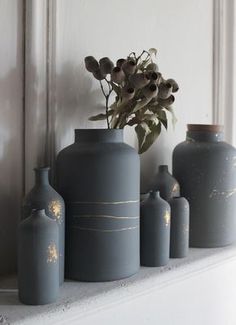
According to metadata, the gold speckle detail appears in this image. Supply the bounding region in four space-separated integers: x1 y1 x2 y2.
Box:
47 243 58 263
164 210 170 227
172 183 179 194
49 200 62 222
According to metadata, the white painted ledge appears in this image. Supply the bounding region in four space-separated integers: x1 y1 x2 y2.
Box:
1 244 236 324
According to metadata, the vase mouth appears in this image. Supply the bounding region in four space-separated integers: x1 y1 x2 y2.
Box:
187 124 223 133
74 128 123 143
34 166 50 172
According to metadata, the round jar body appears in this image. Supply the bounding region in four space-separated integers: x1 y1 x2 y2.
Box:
56 129 140 281
173 124 236 247
140 191 171 267
22 168 65 285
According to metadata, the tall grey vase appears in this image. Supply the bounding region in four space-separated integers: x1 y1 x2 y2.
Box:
140 191 171 267
18 209 59 305
168 197 189 258
22 167 65 284
56 129 140 281
173 124 236 247
152 165 180 201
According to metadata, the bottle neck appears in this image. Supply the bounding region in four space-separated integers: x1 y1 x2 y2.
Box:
159 165 169 173
74 129 124 143
34 168 50 186
149 191 160 199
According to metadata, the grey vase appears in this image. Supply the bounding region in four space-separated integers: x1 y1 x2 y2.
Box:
140 191 171 267
173 124 236 247
169 197 189 258
56 129 140 281
152 165 180 201
22 167 65 284
18 209 59 305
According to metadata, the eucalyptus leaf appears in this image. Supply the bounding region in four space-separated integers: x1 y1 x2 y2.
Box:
135 122 150 151
89 110 113 121
148 48 157 57
139 122 161 154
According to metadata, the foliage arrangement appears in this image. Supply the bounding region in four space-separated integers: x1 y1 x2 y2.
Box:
84 49 178 154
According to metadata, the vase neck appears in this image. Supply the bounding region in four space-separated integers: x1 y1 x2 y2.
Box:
34 167 50 186
186 124 223 142
158 165 169 173
74 129 124 143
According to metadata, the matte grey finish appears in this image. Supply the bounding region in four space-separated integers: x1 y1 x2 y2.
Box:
173 124 236 247
169 197 189 258
56 129 140 281
22 168 65 284
152 165 180 201
140 191 171 267
18 209 59 305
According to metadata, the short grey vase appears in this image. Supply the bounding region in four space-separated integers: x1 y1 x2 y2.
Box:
140 191 171 267
18 209 59 305
22 167 65 284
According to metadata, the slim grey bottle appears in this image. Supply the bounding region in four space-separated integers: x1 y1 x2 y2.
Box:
169 197 189 258
18 209 59 305
140 191 171 267
152 165 180 201
22 167 65 284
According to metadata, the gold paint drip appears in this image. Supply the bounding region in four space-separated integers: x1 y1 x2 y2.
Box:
164 210 171 226
47 243 58 263
73 214 139 220
71 225 139 232
49 200 62 221
70 199 139 205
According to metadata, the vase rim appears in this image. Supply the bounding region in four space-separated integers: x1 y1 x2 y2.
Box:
34 166 50 171
74 128 123 143
187 124 223 133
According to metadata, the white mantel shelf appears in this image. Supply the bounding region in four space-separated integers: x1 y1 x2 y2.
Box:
1 245 236 325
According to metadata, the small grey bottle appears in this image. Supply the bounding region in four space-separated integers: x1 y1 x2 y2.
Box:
18 209 59 305
152 165 180 201
169 197 189 258
140 191 171 266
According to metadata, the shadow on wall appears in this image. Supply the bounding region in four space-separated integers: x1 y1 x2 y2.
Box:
0 66 23 275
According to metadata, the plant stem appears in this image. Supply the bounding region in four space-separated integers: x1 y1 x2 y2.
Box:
99 80 111 129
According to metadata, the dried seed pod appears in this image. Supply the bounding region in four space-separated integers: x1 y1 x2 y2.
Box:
122 59 137 75
129 73 150 89
158 82 172 99
146 63 159 72
143 83 158 100
116 58 126 68
121 86 135 101
93 69 106 80
166 79 179 92
111 67 125 84
158 95 175 106
147 71 159 82
84 56 99 73
99 57 114 74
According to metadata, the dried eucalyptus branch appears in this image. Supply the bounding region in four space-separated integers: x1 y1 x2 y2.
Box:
84 49 179 153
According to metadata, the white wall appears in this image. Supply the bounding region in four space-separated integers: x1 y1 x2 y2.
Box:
0 0 24 275
0 0 214 274
53 0 213 192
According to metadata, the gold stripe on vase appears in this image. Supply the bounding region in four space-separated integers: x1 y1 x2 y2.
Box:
73 214 139 220
71 225 139 233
